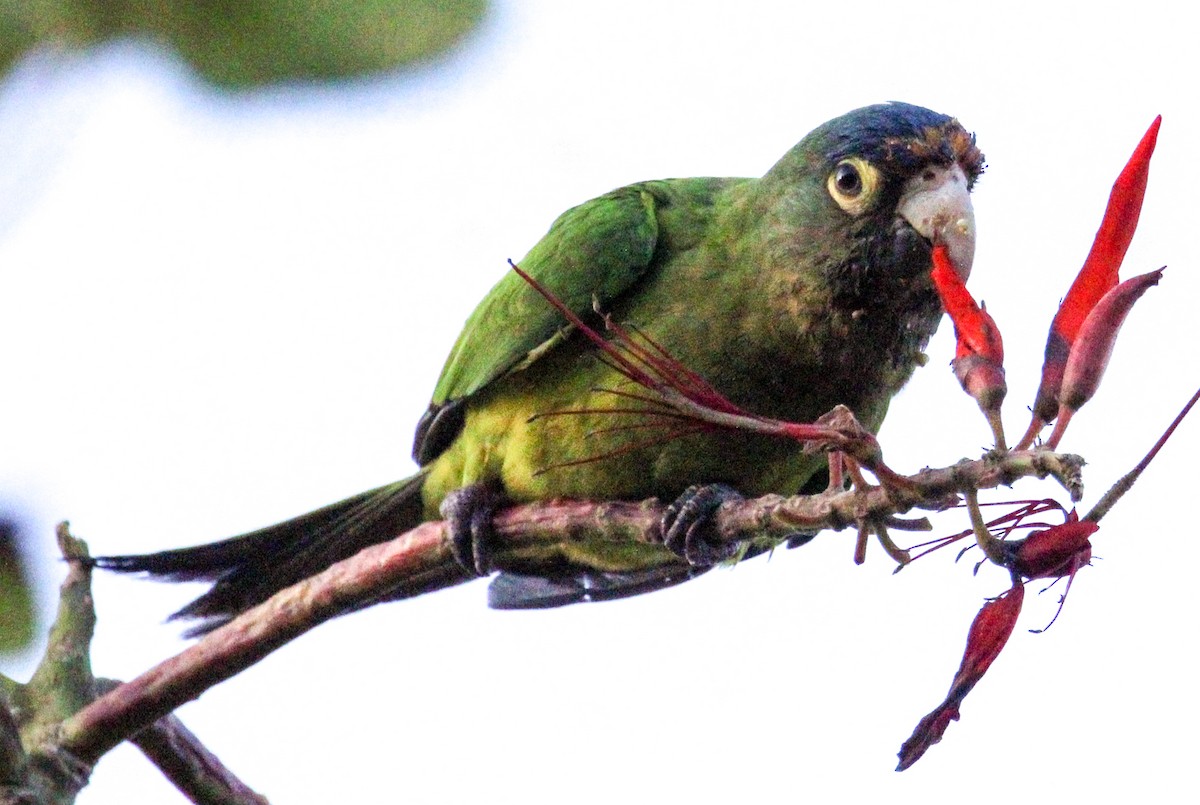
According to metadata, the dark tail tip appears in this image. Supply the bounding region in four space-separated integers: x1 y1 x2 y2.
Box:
93 475 427 631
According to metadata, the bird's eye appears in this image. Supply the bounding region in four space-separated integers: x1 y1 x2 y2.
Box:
834 163 862 196
826 157 881 216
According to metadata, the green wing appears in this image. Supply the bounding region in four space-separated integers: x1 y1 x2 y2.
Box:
433 185 661 404
413 184 663 464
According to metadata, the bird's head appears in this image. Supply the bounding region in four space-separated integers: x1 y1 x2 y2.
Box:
766 102 985 285
757 103 987 390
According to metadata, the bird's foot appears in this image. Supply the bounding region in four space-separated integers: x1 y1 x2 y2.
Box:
659 483 744 565
440 482 504 576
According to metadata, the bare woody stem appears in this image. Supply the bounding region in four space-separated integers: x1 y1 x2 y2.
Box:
59 522 462 764
1085 385 1200 523
59 448 1084 766
93 679 269 805
963 488 1008 567
1 528 268 805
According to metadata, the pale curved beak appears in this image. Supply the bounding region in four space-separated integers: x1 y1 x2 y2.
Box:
897 163 975 281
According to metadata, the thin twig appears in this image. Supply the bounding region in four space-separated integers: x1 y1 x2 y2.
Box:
1085 385 1200 522
92 679 269 805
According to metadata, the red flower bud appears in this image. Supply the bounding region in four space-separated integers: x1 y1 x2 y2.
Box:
897 581 1025 771
930 244 1007 448
1021 117 1160 447
1043 269 1163 449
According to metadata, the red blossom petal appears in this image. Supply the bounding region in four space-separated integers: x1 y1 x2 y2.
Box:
930 244 1007 446
1045 268 1163 449
1058 268 1164 412
1010 516 1098 580
932 245 1004 364
897 581 1025 771
1028 116 1161 428
1055 116 1161 345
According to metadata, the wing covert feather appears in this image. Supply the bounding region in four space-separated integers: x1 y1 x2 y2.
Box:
430 185 660 404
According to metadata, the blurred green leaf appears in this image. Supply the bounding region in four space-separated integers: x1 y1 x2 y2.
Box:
0 519 35 655
1 0 486 86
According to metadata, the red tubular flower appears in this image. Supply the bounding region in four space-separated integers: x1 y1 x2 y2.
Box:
897 385 1200 770
1043 268 1164 449
930 244 1007 449
1006 512 1098 633
1020 117 1161 449
1009 518 1097 580
896 581 1025 771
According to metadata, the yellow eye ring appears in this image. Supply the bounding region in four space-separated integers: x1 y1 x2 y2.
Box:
827 157 881 216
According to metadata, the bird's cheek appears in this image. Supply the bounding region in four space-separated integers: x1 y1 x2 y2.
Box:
889 221 935 280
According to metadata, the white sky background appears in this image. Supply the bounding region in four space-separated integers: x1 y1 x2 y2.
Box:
1 2 1197 802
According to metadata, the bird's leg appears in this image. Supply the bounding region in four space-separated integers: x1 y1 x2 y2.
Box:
440 482 505 576
658 483 745 565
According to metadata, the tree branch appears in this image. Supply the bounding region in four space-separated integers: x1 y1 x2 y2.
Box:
1 528 269 805
60 521 463 764
60 448 1084 765
9 525 97 805
91 680 268 805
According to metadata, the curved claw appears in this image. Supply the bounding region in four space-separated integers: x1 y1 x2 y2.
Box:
659 483 745 565
440 483 503 576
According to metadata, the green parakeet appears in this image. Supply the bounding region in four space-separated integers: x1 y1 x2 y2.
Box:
98 102 984 631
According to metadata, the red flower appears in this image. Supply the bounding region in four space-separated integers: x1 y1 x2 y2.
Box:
1019 117 1161 449
1007 514 1098 580
930 244 1007 448
1044 269 1164 449
897 581 1025 771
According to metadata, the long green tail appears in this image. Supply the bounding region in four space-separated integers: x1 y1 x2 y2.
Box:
94 473 428 634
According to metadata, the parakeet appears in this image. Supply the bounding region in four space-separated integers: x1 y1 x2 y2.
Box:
97 102 984 631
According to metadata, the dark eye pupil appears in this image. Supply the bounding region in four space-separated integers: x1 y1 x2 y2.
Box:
835 163 862 196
